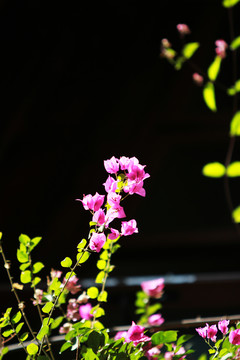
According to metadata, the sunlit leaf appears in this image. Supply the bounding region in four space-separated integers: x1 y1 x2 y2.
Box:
20 270 31 284
208 56 222 81
42 301 54 314
98 291 108 302
17 249 28 263
182 42 200 59
87 287 99 299
31 276 41 287
232 206 240 223
230 36 240 50
11 311 22 324
27 343 38 355
51 316 63 329
36 325 49 340
203 82 217 111
15 322 24 334
2 329 14 337
59 341 72 354
33 262 44 274
77 251 90 264
97 260 106 270
230 111 240 136
152 330 178 345
202 162 225 178
19 262 30 271
77 239 87 250
65 271 76 279
19 234 31 246
222 0 240 7
226 162 240 177
19 332 29 341
61 257 72 268
95 271 105 284
29 236 42 250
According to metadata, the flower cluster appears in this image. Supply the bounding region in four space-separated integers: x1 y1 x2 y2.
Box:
76 156 150 254
196 320 229 343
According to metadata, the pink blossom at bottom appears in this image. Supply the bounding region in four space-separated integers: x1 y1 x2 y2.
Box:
64 275 81 294
145 346 161 360
125 321 151 346
89 232 106 252
114 331 128 341
66 299 80 321
229 329 240 345
148 314 164 326
79 303 93 320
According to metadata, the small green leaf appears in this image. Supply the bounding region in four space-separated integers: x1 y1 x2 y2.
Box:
182 42 199 59
203 82 217 111
19 234 31 246
226 162 240 176
1 347 9 356
230 36 240 50
17 249 28 263
97 291 108 302
2 329 14 337
87 287 99 299
202 162 225 178
19 332 29 341
77 239 87 250
92 307 105 318
27 343 38 355
15 322 24 333
32 262 44 274
230 111 240 136
97 260 106 270
61 257 72 268
152 330 178 345
51 316 64 330
42 301 54 314
177 334 193 346
31 276 41 287
65 271 76 279
95 271 105 284
36 325 49 340
11 311 22 324
77 251 90 264
89 221 97 227
100 250 108 261
49 277 61 292
59 341 72 354
29 236 42 250
19 262 30 271
20 270 31 284
222 0 240 7
208 56 222 81
232 206 240 223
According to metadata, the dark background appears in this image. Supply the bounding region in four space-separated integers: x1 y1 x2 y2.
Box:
0 0 240 284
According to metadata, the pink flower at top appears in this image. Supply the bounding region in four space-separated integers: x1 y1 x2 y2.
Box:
207 324 218 342
107 192 121 208
89 232 106 252
114 331 128 341
125 321 151 346
118 156 131 170
177 24 191 35
104 156 119 174
141 278 165 298
66 298 80 321
92 208 106 226
229 329 240 345
64 275 81 294
108 228 120 240
192 73 204 86
79 303 93 320
196 325 208 339
218 320 229 335
77 193 105 212
127 164 150 183
121 219 138 236
148 314 165 326
215 39 228 59
103 176 117 193
50 269 62 280
77 194 93 210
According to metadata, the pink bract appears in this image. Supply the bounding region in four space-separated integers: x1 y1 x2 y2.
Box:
125 321 151 346
92 208 106 226
176 23 191 35
141 278 164 298
218 320 229 335
148 313 164 326
64 275 81 295
207 324 218 342
108 228 120 240
79 303 93 320
229 329 240 345
89 232 106 253
121 219 138 236
104 156 119 174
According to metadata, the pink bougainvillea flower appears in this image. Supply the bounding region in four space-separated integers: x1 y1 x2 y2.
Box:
103 176 117 193
64 275 81 294
127 164 150 183
161 38 172 49
124 180 146 197
107 192 121 208
114 331 128 341
50 269 62 280
77 193 105 212
215 39 228 59
196 325 208 339
121 219 138 236
176 23 191 35
76 194 93 210
118 156 131 170
145 346 161 360
229 329 240 345
105 205 126 226
125 321 151 346
59 322 73 334
148 314 165 326
192 72 204 86
79 303 93 320
218 320 229 335
108 228 120 240
89 232 106 252
92 208 106 226
66 298 80 321
141 278 165 298
104 156 119 174
206 324 218 342
33 289 43 305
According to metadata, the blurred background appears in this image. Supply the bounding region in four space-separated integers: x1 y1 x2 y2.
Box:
1 0 240 329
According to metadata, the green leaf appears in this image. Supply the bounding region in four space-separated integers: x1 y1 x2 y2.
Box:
232 206 240 223
77 251 90 264
230 36 240 50
87 287 99 299
42 301 54 314
202 162 225 178
36 325 49 340
1 347 9 356
31 276 41 287
230 111 240 136
61 257 72 268
77 239 87 250
19 262 30 271
203 82 217 111
19 234 31 245
51 316 64 330
65 271 76 279
84 347 99 360
97 260 106 270
91 306 105 318
27 343 38 355
177 334 193 346
146 303 162 316
208 56 222 81
222 0 240 7
2 329 14 337
17 249 28 263
95 271 105 284
19 332 29 341
15 322 24 333
49 277 61 293
87 331 102 353
100 250 108 260
226 162 240 176
11 311 22 324
98 291 108 302
32 262 44 274
20 270 31 284
151 330 178 345
197 354 208 360
182 42 199 59
59 341 72 354
29 236 42 250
